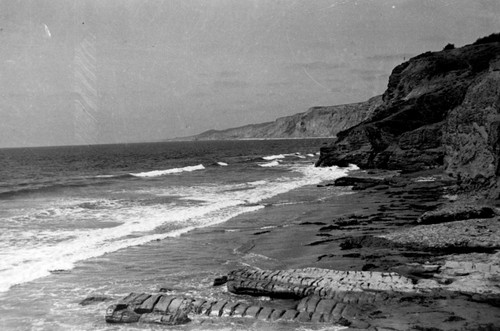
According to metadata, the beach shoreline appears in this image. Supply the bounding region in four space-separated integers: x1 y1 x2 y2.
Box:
0 162 498 330
100 168 500 330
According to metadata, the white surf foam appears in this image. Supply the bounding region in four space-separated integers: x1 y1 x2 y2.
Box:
348 164 360 170
415 176 436 182
259 160 280 167
262 154 285 160
0 200 263 292
247 180 268 186
0 163 352 293
260 225 278 229
130 164 205 177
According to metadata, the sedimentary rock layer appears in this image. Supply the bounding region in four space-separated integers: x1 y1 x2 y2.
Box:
316 38 500 198
173 96 382 140
227 267 418 296
105 264 500 328
104 292 367 326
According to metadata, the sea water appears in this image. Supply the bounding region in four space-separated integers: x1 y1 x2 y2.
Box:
0 139 352 330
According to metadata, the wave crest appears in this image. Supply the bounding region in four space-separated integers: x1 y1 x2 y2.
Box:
258 160 280 167
262 154 285 160
130 164 205 177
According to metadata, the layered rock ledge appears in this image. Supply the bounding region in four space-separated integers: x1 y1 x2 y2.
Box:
105 262 500 329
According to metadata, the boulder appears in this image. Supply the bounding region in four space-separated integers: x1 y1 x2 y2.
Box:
213 276 228 286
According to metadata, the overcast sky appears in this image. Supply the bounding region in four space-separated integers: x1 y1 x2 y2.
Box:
1 0 499 147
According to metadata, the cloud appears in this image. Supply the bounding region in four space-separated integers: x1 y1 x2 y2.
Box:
212 80 250 89
286 61 345 71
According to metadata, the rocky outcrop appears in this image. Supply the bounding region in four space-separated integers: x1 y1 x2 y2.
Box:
316 38 500 198
103 267 419 328
105 292 370 327
105 293 192 325
227 267 418 297
417 204 498 224
174 96 382 140
105 263 500 328
381 217 500 251
443 55 500 199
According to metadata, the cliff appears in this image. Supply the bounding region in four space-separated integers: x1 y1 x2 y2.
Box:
316 36 500 200
176 96 382 140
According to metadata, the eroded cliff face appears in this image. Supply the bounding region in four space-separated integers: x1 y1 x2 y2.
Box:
178 96 382 140
316 41 500 198
443 57 500 198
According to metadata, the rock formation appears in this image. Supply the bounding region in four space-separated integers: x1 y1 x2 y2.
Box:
105 291 371 327
443 53 500 199
174 96 382 140
316 36 500 199
105 263 500 328
103 268 413 328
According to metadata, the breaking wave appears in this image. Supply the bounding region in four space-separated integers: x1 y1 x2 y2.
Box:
258 160 281 167
0 162 354 292
130 164 205 177
262 154 286 160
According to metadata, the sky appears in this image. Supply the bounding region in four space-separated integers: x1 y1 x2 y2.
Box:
1 0 499 148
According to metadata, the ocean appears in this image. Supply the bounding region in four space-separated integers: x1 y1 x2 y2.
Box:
0 139 355 330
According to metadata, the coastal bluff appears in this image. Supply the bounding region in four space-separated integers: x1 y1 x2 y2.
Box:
316 36 500 199
173 95 382 140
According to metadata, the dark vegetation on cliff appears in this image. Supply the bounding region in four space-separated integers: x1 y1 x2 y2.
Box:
316 34 500 200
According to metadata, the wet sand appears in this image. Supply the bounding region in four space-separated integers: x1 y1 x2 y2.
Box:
171 169 500 330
